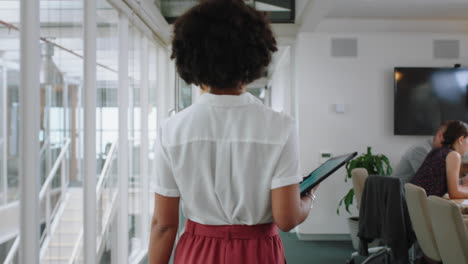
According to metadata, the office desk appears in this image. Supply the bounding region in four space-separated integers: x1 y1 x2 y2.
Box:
451 199 468 214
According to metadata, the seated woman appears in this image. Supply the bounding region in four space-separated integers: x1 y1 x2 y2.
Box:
410 120 468 198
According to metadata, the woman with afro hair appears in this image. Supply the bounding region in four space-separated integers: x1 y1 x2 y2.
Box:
148 0 318 263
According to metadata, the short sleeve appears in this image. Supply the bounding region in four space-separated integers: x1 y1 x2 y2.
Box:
150 127 180 197
407 145 429 173
271 122 303 189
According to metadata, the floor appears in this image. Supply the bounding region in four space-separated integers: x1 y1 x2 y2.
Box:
279 231 366 264
141 231 367 264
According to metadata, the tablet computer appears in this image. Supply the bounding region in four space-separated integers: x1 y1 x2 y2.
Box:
300 152 357 196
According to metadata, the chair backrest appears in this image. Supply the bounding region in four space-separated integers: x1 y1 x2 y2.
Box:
427 196 468 264
404 183 441 261
351 168 368 209
358 175 415 262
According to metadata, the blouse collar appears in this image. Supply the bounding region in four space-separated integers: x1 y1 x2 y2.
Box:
196 92 258 107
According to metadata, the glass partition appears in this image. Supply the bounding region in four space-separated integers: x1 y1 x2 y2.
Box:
0 60 4 206
0 0 168 262
128 24 142 256
39 0 84 262
148 42 158 145
0 0 20 206
176 77 193 112
96 0 120 262
96 0 119 174
0 1 20 262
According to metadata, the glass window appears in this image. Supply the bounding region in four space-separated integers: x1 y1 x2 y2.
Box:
0 4 20 261
177 77 193 112
39 0 84 262
128 24 142 256
0 0 20 205
96 0 119 173
95 1 120 262
0 61 4 205
1 0 167 262
148 42 159 145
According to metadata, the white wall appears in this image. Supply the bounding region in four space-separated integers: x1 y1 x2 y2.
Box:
295 28 468 234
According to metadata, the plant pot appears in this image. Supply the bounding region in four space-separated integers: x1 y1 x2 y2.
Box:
347 217 360 250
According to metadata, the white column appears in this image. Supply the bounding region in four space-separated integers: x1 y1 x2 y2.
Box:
139 36 150 246
117 13 129 264
111 214 119 263
84 0 97 262
62 82 69 184
291 43 299 125
156 47 167 125
20 0 40 262
174 69 179 113
63 82 68 143
1 63 7 205
169 59 176 114
45 85 52 178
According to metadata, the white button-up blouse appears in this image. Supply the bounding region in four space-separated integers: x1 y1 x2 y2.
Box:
151 92 302 225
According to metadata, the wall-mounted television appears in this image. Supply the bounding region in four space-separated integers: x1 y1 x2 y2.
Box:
394 67 468 135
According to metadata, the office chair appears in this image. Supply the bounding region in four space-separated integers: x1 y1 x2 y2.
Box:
352 168 368 210
347 170 389 264
351 176 415 264
404 183 442 263
427 196 468 264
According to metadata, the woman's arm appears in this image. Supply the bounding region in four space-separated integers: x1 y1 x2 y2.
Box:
271 183 315 232
446 152 468 199
148 194 180 264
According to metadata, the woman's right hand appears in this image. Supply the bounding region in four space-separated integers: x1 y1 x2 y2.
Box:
301 185 318 209
272 183 320 232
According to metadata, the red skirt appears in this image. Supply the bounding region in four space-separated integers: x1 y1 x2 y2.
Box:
174 220 286 264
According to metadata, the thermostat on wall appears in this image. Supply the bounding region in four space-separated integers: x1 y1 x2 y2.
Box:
335 104 345 113
319 152 333 165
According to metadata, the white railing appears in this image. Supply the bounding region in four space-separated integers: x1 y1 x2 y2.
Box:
0 138 6 205
39 137 50 158
39 139 71 244
0 138 50 207
96 140 118 244
69 229 83 264
70 140 119 264
4 139 71 264
3 236 19 264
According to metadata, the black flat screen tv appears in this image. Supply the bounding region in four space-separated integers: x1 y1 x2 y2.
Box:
394 67 468 135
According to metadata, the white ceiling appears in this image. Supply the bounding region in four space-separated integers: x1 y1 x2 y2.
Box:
327 0 468 20
295 0 309 23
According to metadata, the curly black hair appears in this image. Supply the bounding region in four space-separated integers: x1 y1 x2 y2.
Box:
171 0 278 90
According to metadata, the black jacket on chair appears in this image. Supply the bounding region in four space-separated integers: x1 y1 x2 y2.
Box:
358 175 416 264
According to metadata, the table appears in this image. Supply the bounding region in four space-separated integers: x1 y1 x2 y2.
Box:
450 199 468 214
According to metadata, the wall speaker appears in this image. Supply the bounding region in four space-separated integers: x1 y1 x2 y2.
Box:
433 40 459 59
331 38 358 58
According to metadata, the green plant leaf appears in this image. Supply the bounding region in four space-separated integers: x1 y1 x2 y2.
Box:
337 188 354 215
337 198 344 214
344 188 354 214
380 155 393 175
338 147 393 214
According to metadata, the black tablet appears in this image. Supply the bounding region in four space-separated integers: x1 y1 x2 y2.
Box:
300 152 357 196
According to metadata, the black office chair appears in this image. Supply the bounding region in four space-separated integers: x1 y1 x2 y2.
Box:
348 175 415 264
362 248 392 264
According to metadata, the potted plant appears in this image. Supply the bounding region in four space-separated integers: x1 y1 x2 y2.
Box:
337 146 392 250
